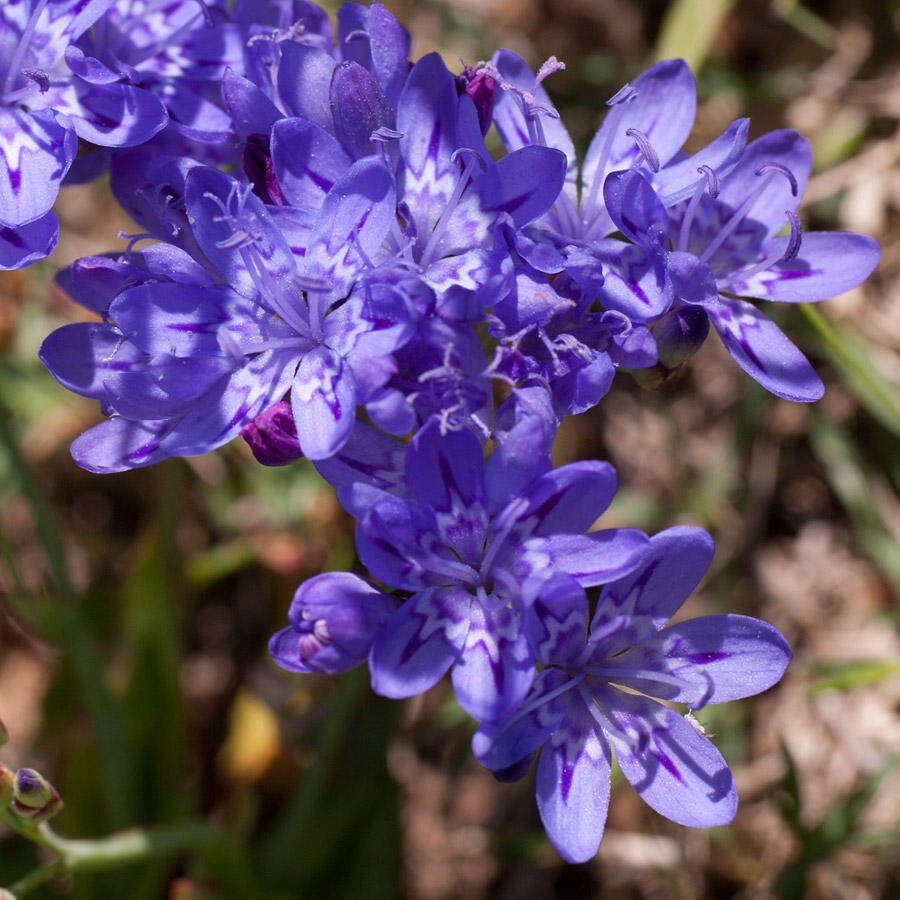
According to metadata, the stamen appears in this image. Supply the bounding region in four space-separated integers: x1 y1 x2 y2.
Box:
3 0 50 94
586 663 696 694
698 164 719 199
699 165 786 264
418 155 478 267
344 28 371 43
371 125 404 142
582 84 639 222
535 56 566 85
754 161 799 196
22 68 49 93
625 128 659 173
724 210 804 285
780 210 803 261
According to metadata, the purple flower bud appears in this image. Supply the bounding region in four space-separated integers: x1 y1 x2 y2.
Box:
651 304 710 371
240 401 303 466
12 768 62 822
242 134 287 207
458 67 496 135
269 572 395 674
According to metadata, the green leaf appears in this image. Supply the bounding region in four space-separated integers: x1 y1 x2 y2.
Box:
653 0 737 72
800 304 900 438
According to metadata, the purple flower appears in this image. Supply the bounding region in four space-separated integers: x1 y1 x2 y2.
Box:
358 417 649 722
40 156 415 471
223 1 411 177
489 53 747 246
269 571 396 675
74 0 247 149
0 0 168 267
473 526 791 862
603 138 881 400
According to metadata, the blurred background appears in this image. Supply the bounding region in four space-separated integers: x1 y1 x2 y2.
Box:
1 0 899 896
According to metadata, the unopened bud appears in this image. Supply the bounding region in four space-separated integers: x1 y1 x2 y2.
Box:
458 67 496 135
12 768 62 822
651 303 710 371
242 134 287 207
270 572 395 674
240 401 303 466
0 717 7 748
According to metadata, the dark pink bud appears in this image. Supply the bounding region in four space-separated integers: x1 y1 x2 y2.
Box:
240 401 303 466
458 67 496 135
242 134 287 207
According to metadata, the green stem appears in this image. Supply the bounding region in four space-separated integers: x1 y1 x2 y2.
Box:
6 821 229 895
8 859 63 895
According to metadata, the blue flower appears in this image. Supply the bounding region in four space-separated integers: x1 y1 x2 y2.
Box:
473 527 791 862
0 0 167 268
40 156 415 470
603 141 881 400
356 417 648 721
74 0 246 150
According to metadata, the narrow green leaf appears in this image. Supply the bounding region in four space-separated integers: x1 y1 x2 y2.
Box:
654 0 736 71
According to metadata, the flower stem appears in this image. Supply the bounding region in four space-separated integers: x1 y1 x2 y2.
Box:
5 821 229 895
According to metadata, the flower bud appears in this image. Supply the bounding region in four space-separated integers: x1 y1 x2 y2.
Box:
651 304 710 370
457 67 496 135
12 768 62 822
0 716 7 748
269 572 395 674
242 134 286 207
240 401 303 466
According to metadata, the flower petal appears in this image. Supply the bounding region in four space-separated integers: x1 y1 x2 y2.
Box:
276 42 337 129
489 50 577 189
714 129 812 240
727 232 881 303
513 460 619 538
583 58 696 202
612 614 792 707
368 1 411 107
653 118 750 206
475 145 567 228
271 116 353 210
291 346 357 460
0 212 57 269
472 668 570 771
451 598 534 721
593 525 714 633
522 572 589 667
368 586 471 699
705 294 823 402
594 685 737 828
49 81 168 148
520 529 650 588
0 108 76 226
536 711 612 863
330 60 394 160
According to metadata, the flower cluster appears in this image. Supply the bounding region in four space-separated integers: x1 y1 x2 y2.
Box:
30 0 880 863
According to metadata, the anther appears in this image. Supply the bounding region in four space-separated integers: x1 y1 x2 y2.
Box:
697 164 719 198
625 128 659 173
754 161 799 196
780 211 802 262
22 68 49 93
606 83 638 106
